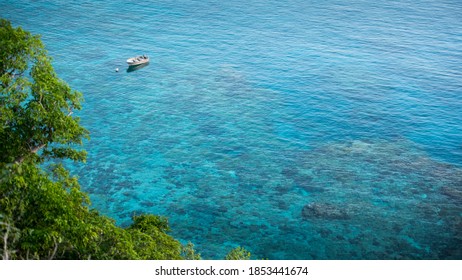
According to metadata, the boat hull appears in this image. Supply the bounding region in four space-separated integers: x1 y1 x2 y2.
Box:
127 62 149 72
126 55 149 66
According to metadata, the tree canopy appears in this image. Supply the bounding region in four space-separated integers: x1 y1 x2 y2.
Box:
0 19 88 165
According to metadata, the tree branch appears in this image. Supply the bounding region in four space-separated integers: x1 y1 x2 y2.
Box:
48 238 59 260
1 221 11 260
14 143 46 164
13 111 73 164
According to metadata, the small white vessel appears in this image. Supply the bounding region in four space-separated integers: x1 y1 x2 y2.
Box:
126 54 149 66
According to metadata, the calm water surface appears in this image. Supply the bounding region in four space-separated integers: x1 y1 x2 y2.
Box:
2 0 462 259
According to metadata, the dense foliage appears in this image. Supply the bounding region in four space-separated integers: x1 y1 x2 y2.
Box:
225 246 252 260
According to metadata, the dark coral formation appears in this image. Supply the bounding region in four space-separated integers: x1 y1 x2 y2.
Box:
301 203 350 220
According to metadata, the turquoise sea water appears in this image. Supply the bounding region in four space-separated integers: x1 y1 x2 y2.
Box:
2 0 462 259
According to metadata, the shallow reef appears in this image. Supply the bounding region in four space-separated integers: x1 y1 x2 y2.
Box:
76 137 462 259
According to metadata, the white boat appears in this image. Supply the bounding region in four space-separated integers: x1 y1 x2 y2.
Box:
126 55 149 66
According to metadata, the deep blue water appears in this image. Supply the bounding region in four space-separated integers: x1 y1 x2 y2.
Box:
2 0 462 259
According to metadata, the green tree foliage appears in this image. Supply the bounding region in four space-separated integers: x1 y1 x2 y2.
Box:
0 19 88 165
181 241 202 260
0 19 184 260
225 246 252 260
127 214 182 260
